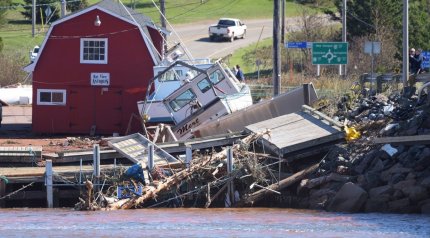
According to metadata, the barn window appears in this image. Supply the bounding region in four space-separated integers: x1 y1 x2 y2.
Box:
80 38 108 64
37 89 66 105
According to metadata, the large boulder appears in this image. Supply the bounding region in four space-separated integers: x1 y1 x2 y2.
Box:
388 198 414 213
380 163 412 183
420 199 430 214
368 184 393 200
401 185 428 202
365 198 389 213
327 182 368 213
421 177 430 189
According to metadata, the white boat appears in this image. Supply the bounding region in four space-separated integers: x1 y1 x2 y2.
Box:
0 85 33 105
138 60 252 141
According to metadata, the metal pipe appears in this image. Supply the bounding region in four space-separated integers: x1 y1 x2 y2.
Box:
249 182 281 195
402 0 409 88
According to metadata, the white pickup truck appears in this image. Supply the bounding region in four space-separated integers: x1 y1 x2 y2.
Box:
208 18 247 42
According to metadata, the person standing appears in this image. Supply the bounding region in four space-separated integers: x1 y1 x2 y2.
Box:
409 48 418 74
410 48 424 74
235 65 245 82
415 48 424 74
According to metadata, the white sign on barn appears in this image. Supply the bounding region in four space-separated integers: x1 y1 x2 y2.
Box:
91 73 110 86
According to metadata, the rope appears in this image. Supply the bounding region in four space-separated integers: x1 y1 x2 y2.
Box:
0 182 35 200
0 175 8 184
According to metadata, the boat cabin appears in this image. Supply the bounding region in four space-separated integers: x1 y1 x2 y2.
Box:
138 61 252 140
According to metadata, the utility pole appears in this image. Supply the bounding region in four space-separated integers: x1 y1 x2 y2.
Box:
402 0 409 89
160 0 167 57
32 0 36 37
61 0 66 18
273 0 281 96
342 0 347 77
281 0 285 44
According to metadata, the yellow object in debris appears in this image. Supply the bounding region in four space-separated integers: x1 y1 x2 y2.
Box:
344 125 361 142
142 114 150 123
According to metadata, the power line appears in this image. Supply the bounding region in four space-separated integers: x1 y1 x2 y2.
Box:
0 0 82 10
346 10 376 30
168 0 211 20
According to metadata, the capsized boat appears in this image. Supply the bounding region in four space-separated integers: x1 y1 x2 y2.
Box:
137 60 252 141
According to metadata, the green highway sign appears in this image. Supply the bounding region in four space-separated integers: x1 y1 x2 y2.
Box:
312 42 348 65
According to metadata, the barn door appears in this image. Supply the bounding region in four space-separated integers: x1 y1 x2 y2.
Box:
68 87 94 133
69 87 123 134
94 87 123 134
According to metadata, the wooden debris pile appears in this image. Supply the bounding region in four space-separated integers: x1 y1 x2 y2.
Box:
73 130 320 210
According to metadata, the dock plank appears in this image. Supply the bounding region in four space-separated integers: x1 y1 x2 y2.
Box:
246 110 344 157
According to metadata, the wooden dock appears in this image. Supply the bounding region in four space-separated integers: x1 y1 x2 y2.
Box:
245 106 344 159
43 149 122 164
0 146 42 163
0 164 119 184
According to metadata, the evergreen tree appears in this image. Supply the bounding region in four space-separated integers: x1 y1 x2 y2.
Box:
409 1 430 50
67 0 89 13
21 0 59 24
335 0 430 53
0 0 12 27
334 0 401 39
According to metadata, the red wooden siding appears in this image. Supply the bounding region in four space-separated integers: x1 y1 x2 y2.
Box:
32 9 161 135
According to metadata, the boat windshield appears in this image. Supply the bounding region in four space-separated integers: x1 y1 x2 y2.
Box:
209 69 225 85
160 69 183 82
169 89 196 112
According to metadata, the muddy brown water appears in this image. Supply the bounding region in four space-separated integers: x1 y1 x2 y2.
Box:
0 208 429 237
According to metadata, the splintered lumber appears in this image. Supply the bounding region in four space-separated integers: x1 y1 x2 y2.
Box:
107 130 270 210
239 163 319 206
373 134 430 145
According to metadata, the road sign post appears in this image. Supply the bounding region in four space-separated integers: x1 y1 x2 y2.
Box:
312 42 348 65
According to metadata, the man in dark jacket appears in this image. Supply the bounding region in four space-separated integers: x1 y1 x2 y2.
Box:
235 65 245 82
410 48 424 74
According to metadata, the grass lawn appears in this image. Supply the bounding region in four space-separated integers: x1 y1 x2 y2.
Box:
1 0 325 56
228 37 272 74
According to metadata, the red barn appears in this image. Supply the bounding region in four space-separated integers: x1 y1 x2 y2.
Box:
24 0 165 135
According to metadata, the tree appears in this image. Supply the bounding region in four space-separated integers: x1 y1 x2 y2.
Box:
21 0 59 24
0 0 12 27
67 0 89 13
409 1 430 50
333 0 430 70
334 0 401 39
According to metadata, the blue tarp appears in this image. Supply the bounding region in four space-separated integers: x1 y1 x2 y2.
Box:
124 163 145 184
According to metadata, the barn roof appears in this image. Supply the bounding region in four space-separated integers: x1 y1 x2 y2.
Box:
24 0 165 72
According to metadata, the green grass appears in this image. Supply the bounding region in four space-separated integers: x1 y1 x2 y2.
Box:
229 37 272 74
1 0 324 55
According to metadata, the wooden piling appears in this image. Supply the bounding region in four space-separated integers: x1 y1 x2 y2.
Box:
46 159 53 208
148 144 154 170
0 179 6 207
227 147 235 206
185 145 192 169
93 145 100 192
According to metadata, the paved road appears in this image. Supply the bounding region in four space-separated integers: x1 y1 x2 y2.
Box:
169 19 278 59
169 16 333 60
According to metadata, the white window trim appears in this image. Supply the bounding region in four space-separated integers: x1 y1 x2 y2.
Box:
80 38 108 64
37 89 67 106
